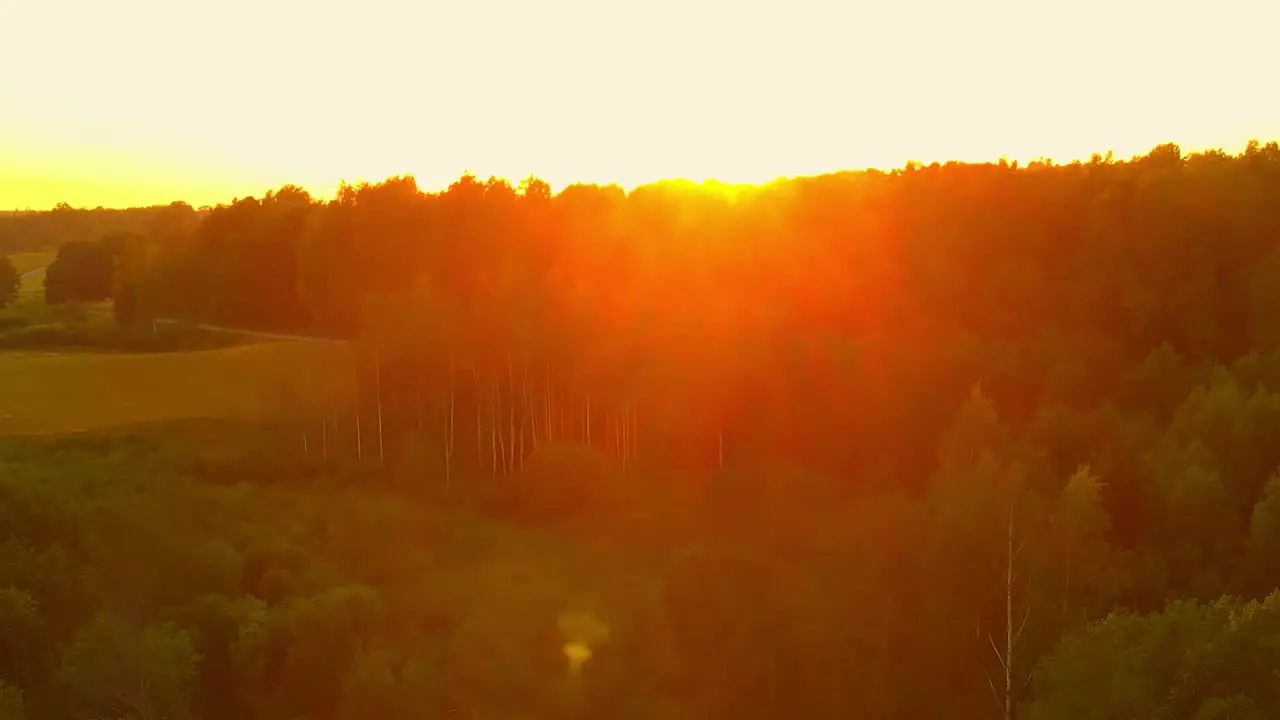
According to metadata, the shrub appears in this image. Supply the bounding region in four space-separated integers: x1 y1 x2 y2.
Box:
495 442 623 528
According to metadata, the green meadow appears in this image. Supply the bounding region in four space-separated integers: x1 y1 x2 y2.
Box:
0 342 355 435
8 250 55 276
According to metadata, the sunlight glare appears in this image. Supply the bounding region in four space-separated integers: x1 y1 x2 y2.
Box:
558 611 610 675
1 0 1278 207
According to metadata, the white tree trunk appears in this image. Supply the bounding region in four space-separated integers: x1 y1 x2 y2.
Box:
1003 506 1014 720
490 384 499 479
526 364 538 449
544 361 554 442
986 496 1030 720
718 430 724 471
473 365 483 464
507 353 516 476
375 350 385 467
354 366 363 461
620 407 628 468
613 413 622 466
519 364 528 472
355 412 363 461
446 353 455 490
493 383 507 479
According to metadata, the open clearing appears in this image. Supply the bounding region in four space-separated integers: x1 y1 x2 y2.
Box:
8 250 55 276
19 266 46 297
8 250 55 301
0 341 356 435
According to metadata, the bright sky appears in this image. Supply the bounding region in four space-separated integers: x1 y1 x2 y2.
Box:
2 0 1278 209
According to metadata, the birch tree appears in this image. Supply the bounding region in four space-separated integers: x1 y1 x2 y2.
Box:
54 613 200 720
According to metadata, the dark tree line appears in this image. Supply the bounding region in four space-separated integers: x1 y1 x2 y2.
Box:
0 202 200 255
115 142 1280 489
0 257 17 308
43 235 131 305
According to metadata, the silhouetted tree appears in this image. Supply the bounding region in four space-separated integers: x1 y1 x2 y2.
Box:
44 236 134 305
0 256 18 308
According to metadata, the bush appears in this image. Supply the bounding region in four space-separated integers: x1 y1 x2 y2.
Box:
0 315 28 332
0 317 237 352
0 322 78 348
47 301 89 323
494 443 623 528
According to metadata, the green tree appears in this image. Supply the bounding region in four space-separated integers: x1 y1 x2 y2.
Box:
1026 594 1280 720
54 613 201 720
0 681 24 720
1046 465 1114 625
1245 470 1280 594
0 587 42 689
0 256 17 307
337 647 398 720
44 236 130 305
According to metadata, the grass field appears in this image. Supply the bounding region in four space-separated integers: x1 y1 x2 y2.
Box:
8 250 55 276
19 266 46 297
0 341 357 435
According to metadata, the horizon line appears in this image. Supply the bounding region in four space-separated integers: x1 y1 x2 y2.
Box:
11 138 1279 213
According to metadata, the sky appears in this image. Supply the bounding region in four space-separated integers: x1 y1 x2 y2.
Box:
2 0 1278 209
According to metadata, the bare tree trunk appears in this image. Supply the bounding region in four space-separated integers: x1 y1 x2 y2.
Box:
497 394 508 479
375 349 385 467
1003 509 1014 720
519 363 528 471
354 368 363 461
518 416 526 473
546 361 555 442
620 406 629 469
557 387 565 441
356 411 363 461
490 383 499 480
526 364 538 449
473 365 483 464
613 413 622 466
986 497 1030 720
718 430 724 471
446 353 455 491
507 353 516 476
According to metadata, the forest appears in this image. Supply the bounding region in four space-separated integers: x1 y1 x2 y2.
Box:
6 139 1280 719
0 204 201 257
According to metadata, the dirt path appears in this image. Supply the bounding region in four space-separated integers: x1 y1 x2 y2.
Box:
151 318 351 346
